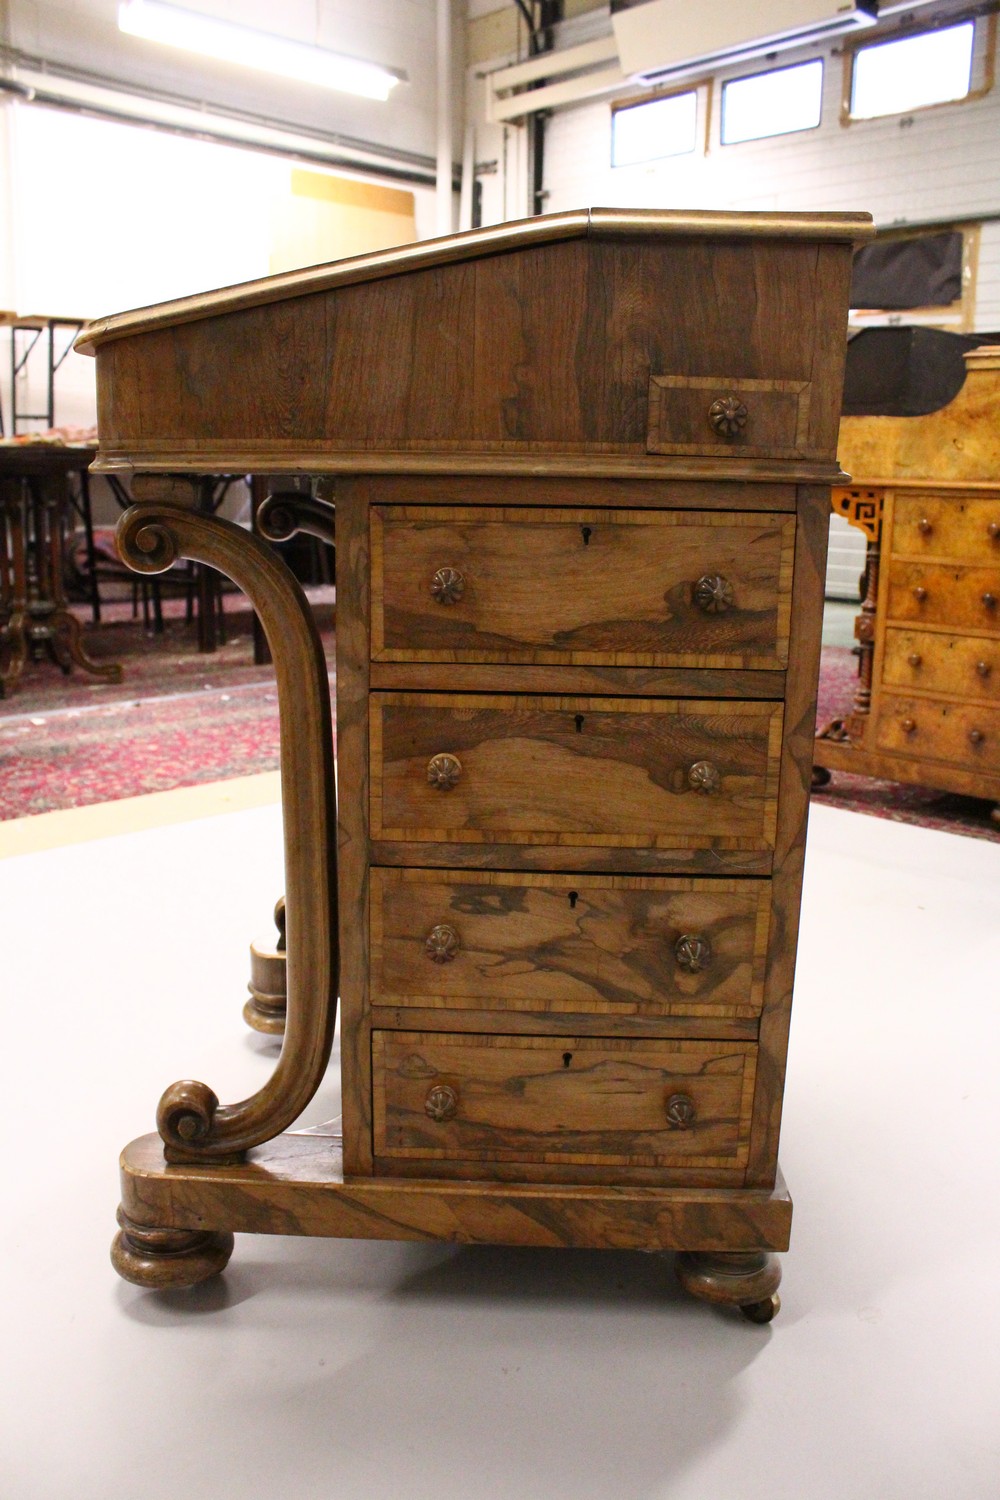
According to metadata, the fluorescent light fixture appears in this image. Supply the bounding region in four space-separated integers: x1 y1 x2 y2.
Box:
118 0 405 101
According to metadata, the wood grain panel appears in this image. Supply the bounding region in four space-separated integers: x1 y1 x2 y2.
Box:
370 869 771 1019
347 473 798 512
648 376 811 458
875 693 1000 771
372 1032 757 1171
892 493 1000 564
372 506 793 669
369 661 785 699
886 562 1000 633
883 628 1000 702
370 693 782 850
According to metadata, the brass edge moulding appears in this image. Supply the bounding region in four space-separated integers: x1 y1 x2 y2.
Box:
75 206 874 355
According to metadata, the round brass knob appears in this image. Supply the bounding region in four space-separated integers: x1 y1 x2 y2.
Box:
427 753 462 790
901 717 917 735
982 592 997 610
912 587 928 603
425 924 460 963
674 934 712 973
969 728 985 746
907 653 922 668
424 1084 458 1122
694 574 735 613
708 396 748 438
665 1093 696 1129
430 566 465 605
988 522 1000 540
688 761 721 794
917 517 933 534
976 660 991 678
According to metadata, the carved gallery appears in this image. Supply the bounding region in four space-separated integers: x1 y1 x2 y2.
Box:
2 3 998 1498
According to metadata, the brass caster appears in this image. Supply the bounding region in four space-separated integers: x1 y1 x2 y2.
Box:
741 1293 781 1324
111 1207 234 1289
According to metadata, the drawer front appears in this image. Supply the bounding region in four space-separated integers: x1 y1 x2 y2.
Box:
370 693 782 851
371 869 771 1019
373 1032 757 1168
647 375 812 458
372 506 793 670
883 628 1000 702
885 562 1000 632
876 694 1000 772
892 494 1000 564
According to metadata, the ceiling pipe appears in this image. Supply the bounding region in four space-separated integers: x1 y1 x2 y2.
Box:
436 0 453 235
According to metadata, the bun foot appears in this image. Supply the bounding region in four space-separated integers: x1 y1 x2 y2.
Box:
245 896 287 1034
111 1207 234 1289
675 1250 782 1321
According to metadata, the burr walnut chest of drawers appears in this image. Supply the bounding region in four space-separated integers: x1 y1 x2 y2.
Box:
78 207 872 1320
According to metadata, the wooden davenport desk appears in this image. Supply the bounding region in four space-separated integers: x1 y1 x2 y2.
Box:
78 208 871 1321
815 345 1000 816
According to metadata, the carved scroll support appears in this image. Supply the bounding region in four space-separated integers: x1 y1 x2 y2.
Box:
257 491 336 548
116 499 338 1162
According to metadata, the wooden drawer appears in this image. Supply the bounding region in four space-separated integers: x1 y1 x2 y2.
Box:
883 628 1000 702
876 694 1000 772
370 693 782 852
647 375 812 459
885 562 1000 633
372 1032 757 1170
372 506 794 670
371 869 771 1020
892 493 1000 564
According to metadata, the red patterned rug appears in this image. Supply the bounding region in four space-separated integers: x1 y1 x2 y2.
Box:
2 612 997 841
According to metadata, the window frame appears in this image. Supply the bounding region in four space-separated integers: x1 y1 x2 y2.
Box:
719 55 825 147
840 12 996 127
609 76 713 169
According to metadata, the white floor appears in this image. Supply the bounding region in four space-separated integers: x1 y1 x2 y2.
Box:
2 792 999 1500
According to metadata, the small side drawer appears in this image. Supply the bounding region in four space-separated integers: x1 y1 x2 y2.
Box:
876 694 1000 772
371 869 771 1019
370 693 783 852
372 506 794 670
885 562 1000 632
647 375 812 458
883 629 1000 702
892 494 1000 564
372 1032 757 1170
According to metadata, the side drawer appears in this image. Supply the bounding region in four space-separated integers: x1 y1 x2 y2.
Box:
885 562 1000 633
372 506 794 670
372 1031 757 1170
647 375 813 458
370 693 783 852
892 494 1000 564
883 628 1000 702
875 694 1000 772
371 869 771 1019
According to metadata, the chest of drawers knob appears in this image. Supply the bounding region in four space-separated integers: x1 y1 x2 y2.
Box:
707 396 748 438
693 574 735 613
907 652 922 668
425 924 461 963
977 660 992 678
969 728 985 746
674 934 713 973
912 586 928 604
427 753 462 790
424 1084 459 1122
982 592 997 610
901 716 917 735
665 1093 697 1129
687 760 721 794
917 517 933 535
430 567 465 605
988 522 1000 540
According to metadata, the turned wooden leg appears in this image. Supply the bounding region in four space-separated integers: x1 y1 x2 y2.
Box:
111 1206 234 1289
244 896 287 1034
675 1250 782 1323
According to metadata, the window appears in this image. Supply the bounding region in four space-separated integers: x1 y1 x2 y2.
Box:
849 21 975 120
611 89 698 168
720 59 823 145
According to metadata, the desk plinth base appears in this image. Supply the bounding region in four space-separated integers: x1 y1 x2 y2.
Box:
115 1133 791 1319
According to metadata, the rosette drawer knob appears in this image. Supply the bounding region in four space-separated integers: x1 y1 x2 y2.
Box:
708 396 749 438
687 760 721 794
674 934 713 973
427 753 462 790
430 567 465 605
424 1084 458 1122
694 574 735 613
425 924 460 963
665 1093 696 1129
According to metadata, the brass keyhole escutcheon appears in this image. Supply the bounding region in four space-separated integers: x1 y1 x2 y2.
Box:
427 753 462 790
430 567 465 605
665 1093 696 1129
425 924 460 963
424 1084 459 1122
708 396 748 438
674 934 712 973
